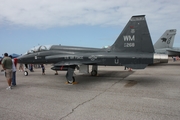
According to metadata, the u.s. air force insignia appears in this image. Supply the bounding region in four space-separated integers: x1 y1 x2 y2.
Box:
88 55 97 61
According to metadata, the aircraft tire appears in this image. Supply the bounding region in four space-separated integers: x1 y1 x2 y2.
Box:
68 77 75 84
73 77 75 82
24 71 28 76
91 70 97 76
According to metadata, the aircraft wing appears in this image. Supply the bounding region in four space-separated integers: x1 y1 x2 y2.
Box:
53 61 98 66
47 55 99 71
166 48 180 56
166 49 180 53
46 55 99 66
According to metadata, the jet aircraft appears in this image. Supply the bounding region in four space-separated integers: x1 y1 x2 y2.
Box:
10 53 21 58
154 29 180 56
17 15 168 84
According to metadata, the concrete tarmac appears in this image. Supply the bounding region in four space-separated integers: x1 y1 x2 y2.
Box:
0 60 180 120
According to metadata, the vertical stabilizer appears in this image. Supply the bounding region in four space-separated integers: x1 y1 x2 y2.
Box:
154 29 176 49
111 15 154 53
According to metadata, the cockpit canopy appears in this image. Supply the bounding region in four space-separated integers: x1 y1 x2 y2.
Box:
26 45 52 54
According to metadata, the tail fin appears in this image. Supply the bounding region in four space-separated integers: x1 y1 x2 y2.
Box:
111 15 154 53
154 29 176 49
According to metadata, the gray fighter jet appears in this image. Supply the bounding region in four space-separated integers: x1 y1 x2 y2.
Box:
17 15 168 84
154 29 180 56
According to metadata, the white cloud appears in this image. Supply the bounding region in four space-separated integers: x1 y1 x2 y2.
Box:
0 0 180 32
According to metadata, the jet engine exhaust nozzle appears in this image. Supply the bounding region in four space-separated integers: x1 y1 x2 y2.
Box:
153 53 168 63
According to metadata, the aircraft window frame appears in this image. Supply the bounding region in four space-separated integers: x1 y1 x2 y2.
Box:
26 45 52 54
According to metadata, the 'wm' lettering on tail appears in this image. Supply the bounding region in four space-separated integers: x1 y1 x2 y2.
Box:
123 35 135 41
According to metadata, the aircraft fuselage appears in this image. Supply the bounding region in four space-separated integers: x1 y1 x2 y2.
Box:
18 45 154 69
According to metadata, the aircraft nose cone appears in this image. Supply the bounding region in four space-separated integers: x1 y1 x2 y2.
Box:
17 56 22 63
17 58 20 63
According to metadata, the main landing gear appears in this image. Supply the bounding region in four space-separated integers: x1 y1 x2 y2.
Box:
65 65 98 85
91 70 97 76
91 65 98 76
65 65 77 85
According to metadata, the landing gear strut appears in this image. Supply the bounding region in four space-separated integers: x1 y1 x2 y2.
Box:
24 65 29 76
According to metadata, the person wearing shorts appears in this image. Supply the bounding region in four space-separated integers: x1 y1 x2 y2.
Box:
1 53 12 90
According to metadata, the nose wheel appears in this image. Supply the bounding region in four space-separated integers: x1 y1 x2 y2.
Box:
24 71 28 76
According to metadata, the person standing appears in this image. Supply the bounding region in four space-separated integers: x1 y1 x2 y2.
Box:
41 64 45 75
9 55 16 86
1 53 12 90
19 63 24 71
124 66 127 70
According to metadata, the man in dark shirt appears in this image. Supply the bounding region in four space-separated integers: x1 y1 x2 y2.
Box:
1 53 12 90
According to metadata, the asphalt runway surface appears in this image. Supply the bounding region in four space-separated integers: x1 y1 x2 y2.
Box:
0 59 180 120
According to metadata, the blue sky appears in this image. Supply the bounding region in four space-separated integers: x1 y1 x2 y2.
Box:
0 0 180 55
